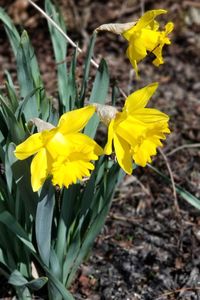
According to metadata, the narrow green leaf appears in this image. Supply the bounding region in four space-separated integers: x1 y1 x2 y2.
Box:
79 33 97 107
46 269 75 300
36 180 55 266
49 249 62 281
4 71 18 112
55 185 80 280
26 277 48 291
15 87 42 119
84 59 109 138
0 111 7 149
0 225 18 271
55 216 67 278
176 186 200 210
111 83 120 106
0 8 20 56
12 157 38 216
8 270 28 286
0 251 9 274
1 9 46 118
0 210 36 253
5 142 16 194
45 0 68 110
16 31 39 120
88 58 109 103
80 172 95 215
68 48 78 110
94 156 110 186
19 261 30 279
0 95 25 143
16 287 32 300
9 270 48 291
63 225 81 284
57 185 81 243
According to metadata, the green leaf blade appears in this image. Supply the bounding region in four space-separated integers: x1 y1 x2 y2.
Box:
35 181 55 267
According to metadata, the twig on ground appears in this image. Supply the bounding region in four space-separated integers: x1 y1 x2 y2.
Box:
166 143 200 156
158 148 179 214
134 177 151 197
156 287 200 299
183 1 200 8
109 212 143 224
109 213 172 240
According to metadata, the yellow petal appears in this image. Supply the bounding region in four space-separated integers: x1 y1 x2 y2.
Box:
122 9 167 40
133 108 169 123
30 148 51 192
114 134 132 175
58 106 95 134
126 46 139 76
125 28 160 72
66 133 103 156
152 22 174 67
117 116 146 144
139 29 160 51
165 22 174 34
14 132 43 160
152 45 165 66
124 83 158 113
45 131 72 158
151 20 160 31
134 9 167 31
126 35 147 64
104 119 115 155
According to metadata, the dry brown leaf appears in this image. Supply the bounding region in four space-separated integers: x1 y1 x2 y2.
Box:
95 22 136 35
29 118 55 132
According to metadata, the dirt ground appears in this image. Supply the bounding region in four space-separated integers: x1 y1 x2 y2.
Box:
0 0 200 299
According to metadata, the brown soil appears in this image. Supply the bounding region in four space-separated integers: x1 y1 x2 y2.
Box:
0 0 200 299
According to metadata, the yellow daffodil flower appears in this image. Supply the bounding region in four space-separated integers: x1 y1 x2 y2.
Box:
14 106 103 192
122 10 174 75
94 83 170 174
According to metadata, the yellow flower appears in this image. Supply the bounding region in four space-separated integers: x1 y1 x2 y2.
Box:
122 10 174 75
97 83 170 174
14 106 103 191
